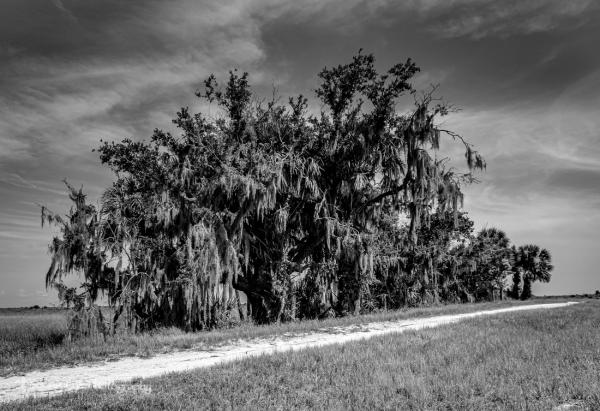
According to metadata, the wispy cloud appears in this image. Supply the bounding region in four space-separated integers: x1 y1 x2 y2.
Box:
0 1 280 163
257 0 595 39
50 0 78 22
409 0 594 39
0 173 68 196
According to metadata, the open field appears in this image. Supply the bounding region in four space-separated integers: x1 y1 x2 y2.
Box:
3 300 598 410
0 298 583 377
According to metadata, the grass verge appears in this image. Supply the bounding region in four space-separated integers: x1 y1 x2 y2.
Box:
0 297 583 377
6 300 599 410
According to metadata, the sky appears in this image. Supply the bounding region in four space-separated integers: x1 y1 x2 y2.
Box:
1 0 599 307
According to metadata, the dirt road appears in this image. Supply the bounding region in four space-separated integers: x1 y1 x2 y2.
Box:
0 301 578 404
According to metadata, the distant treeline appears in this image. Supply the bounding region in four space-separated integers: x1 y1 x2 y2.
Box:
40 53 552 335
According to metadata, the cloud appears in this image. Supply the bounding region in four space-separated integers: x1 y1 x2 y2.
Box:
3 173 37 190
2 0 594 165
0 231 43 241
0 173 68 196
51 0 78 22
0 135 30 160
437 85 600 256
0 207 50 242
410 0 594 39
255 0 596 39
0 1 280 164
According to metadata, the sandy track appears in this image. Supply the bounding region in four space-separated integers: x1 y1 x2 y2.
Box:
0 302 578 403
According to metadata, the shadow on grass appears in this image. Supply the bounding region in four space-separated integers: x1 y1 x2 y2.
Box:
33 333 65 350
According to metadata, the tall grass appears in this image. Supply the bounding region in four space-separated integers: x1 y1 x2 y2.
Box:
0 309 67 369
7 300 599 410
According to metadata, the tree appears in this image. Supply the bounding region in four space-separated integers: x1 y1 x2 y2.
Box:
40 181 110 301
40 182 110 338
513 245 553 300
372 210 476 307
42 52 486 332
463 228 512 300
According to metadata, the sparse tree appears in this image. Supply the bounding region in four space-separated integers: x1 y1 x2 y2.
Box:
40 183 109 338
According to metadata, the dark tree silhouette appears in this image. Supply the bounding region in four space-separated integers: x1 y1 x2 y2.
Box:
510 248 522 299
514 245 553 300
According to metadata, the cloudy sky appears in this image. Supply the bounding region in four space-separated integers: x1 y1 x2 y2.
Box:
1 0 599 307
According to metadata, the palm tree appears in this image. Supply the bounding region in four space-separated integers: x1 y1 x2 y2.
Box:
514 245 553 300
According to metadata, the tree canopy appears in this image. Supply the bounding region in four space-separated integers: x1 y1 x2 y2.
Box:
40 53 551 334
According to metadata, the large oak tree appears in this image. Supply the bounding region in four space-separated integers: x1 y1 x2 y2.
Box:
43 53 493 332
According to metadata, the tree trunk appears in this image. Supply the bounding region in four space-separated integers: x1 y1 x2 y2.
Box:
233 275 279 324
521 276 532 300
353 296 361 315
511 271 521 299
235 289 245 321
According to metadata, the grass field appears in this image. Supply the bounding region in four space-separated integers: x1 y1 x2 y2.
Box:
0 298 583 377
4 300 598 410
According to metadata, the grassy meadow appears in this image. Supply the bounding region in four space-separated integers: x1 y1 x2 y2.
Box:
0 298 581 377
4 299 598 410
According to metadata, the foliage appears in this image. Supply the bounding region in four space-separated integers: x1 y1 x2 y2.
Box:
40 181 110 301
510 261 522 299
459 228 512 301
513 245 553 300
39 52 550 333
